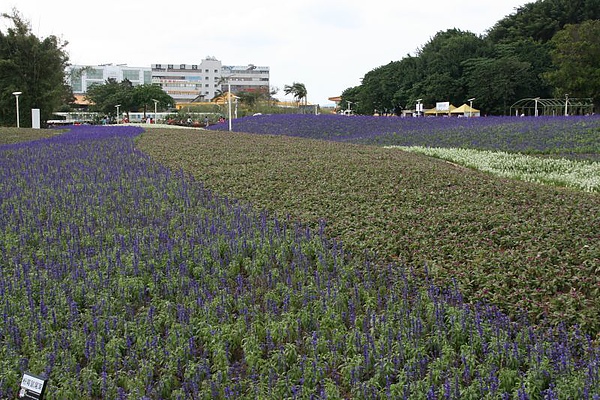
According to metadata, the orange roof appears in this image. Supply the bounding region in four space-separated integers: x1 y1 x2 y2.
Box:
73 94 93 106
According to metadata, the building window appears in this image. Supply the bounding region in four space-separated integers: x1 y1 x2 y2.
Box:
205 69 209 73
168 64 173 69
180 64 186 69
155 64 162 69
87 68 103 79
123 70 140 81
71 76 82 92
192 65 198 70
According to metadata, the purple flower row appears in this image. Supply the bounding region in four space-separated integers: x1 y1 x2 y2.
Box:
209 114 600 158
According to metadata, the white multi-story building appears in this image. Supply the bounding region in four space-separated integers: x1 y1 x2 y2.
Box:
221 64 270 99
152 57 223 103
152 57 270 103
68 64 152 93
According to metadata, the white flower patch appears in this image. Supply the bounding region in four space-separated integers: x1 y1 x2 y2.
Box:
388 146 600 193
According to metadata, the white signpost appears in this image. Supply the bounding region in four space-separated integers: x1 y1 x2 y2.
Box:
32 109 41 129
19 372 47 399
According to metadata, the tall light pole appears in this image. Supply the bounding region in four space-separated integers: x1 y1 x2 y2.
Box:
152 99 159 124
564 94 569 116
415 98 422 117
225 64 256 132
467 97 475 118
115 104 121 124
12 91 22 128
534 97 540 117
227 80 233 131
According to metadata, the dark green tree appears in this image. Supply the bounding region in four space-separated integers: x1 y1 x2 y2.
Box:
416 29 492 107
340 85 361 114
463 56 533 115
85 78 134 121
487 0 600 44
543 20 600 109
132 84 174 119
0 9 70 127
236 88 269 107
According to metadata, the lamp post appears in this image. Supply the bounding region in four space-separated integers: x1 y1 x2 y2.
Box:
12 91 22 128
227 80 233 131
225 64 256 132
415 98 422 117
533 97 540 117
467 97 475 118
564 94 569 116
115 104 121 124
152 99 159 124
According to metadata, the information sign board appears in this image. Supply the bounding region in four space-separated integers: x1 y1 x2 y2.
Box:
19 372 47 400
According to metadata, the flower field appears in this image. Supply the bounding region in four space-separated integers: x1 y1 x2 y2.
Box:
209 114 600 160
1 120 599 398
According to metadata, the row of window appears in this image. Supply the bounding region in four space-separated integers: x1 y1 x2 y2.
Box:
154 76 220 81
154 64 220 73
162 83 218 88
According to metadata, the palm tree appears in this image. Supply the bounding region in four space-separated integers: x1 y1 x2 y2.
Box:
284 82 307 106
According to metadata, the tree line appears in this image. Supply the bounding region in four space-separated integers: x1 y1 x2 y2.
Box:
0 10 70 127
341 0 600 116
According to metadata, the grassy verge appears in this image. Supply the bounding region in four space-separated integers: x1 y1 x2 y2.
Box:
0 127 62 145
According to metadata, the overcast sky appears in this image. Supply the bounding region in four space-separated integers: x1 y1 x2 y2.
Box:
4 0 529 105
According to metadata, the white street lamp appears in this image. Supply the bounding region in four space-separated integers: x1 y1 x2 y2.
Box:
467 97 475 118
12 91 22 128
564 94 569 116
224 64 256 132
346 100 353 115
115 104 121 123
533 97 540 117
415 98 422 117
227 79 233 131
152 99 159 124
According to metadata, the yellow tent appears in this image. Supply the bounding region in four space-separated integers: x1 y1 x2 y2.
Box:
424 104 457 116
451 103 480 117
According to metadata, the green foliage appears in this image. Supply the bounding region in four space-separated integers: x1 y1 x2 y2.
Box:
0 10 70 127
544 20 600 108
284 82 308 105
86 80 174 119
462 56 534 115
486 0 600 44
132 84 174 117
